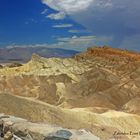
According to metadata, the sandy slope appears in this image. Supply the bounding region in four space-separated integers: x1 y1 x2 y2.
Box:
0 93 139 140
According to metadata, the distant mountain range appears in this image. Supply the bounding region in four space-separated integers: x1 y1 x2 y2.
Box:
0 47 79 63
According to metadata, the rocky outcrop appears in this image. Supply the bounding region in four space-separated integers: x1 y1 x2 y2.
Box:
122 98 140 114
0 114 101 140
5 62 23 68
76 46 140 61
0 65 3 69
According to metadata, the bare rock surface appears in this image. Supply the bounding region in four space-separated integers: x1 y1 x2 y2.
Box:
0 46 140 139
0 114 100 140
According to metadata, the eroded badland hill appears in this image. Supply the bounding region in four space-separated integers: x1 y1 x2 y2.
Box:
1 46 140 140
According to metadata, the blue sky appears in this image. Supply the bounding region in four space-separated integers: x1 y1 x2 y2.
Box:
0 0 140 51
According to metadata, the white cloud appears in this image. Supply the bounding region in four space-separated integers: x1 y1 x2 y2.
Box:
53 24 73 28
57 36 95 42
42 0 111 14
56 35 112 51
47 12 66 20
6 44 50 49
68 29 90 34
42 0 140 50
41 9 48 15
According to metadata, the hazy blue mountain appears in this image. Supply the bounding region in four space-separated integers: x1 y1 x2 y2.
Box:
0 47 79 63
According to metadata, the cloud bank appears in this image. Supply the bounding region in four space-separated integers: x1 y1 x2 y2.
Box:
42 0 140 50
7 35 111 51
42 0 93 14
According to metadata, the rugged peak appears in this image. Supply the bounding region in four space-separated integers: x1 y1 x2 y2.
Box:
31 53 43 62
76 46 140 62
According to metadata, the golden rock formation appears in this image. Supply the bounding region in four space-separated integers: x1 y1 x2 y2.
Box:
1 47 140 139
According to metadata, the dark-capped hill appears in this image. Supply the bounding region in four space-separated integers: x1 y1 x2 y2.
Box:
75 46 140 62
